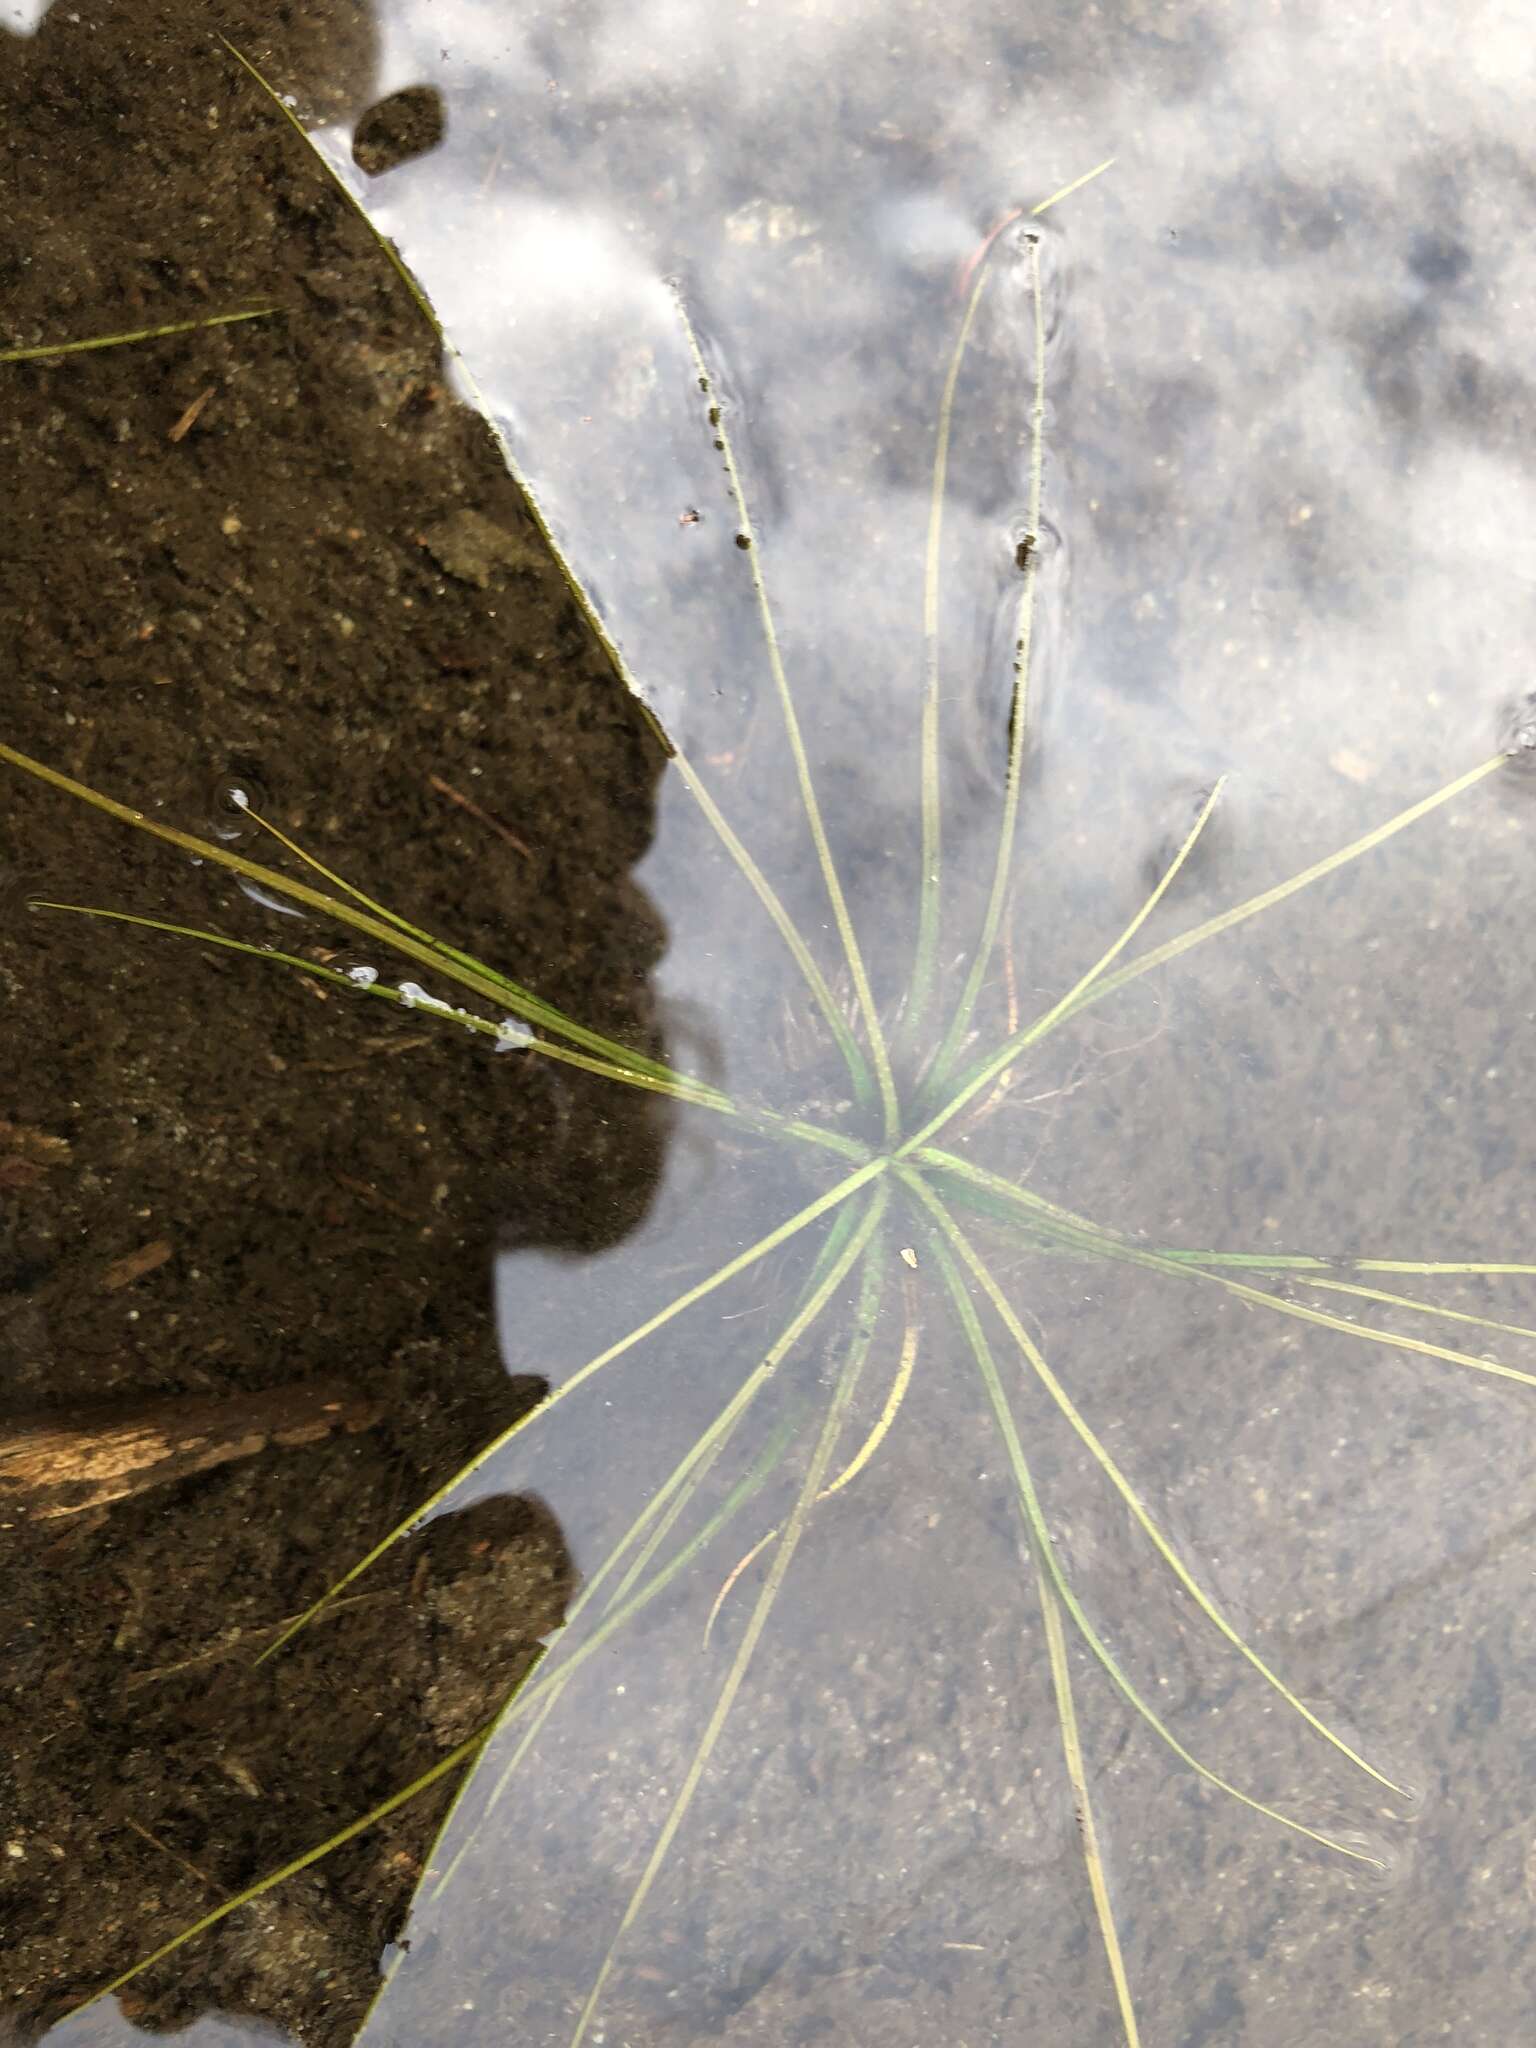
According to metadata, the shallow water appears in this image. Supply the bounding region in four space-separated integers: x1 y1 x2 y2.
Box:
8 0 1536 2043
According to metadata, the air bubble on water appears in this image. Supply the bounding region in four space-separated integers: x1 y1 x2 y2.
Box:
1142 773 1227 891
398 981 452 1014
328 949 378 988
493 1017 534 1052
209 772 266 843
0 872 43 928
1338 1823 1413 1895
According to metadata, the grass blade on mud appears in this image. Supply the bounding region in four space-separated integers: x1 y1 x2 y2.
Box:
1053 755 1508 1030
675 294 901 1140
28 902 749 1111
58 1649 548 2023
1 306 277 364
905 238 997 1043
912 755 1510 1156
669 753 878 1114
929 1230 1388 1866
0 739 718 1099
413 1191 887 1915
1036 1559 1142 2047
907 1170 1407 1795
904 779 1224 1154
258 1155 889 1658
1152 1252 1536 1392
911 220 1045 1062
219 36 878 1118
1142 1247 1536 1343
906 159 1113 1052
918 1147 1536 1395
410 1409 802 1917
568 1233 890 2047
705 1269 920 1641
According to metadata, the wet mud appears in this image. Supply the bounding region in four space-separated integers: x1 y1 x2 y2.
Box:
0 2 671 2037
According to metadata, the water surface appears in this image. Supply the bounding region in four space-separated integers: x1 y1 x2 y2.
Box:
7 0 1536 2043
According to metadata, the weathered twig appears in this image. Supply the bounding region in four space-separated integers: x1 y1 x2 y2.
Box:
0 1378 381 1522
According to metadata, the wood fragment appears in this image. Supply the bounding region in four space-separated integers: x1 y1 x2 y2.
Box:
0 1378 381 1522
124 1588 389 1689
0 1120 72 1190
332 1170 419 1222
167 384 216 442
427 772 533 859
101 1239 173 1290
121 1816 228 1897
0 1119 72 1164
296 1034 433 1073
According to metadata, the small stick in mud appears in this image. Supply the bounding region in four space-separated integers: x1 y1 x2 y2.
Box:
427 771 534 859
0 1378 381 1523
